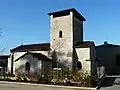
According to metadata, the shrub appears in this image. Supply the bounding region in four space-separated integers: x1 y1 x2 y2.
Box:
28 71 34 77
70 70 97 87
52 68 63 84
37 74 51 84
53 68 97 87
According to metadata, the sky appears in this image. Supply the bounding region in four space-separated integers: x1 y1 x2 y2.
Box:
0 0 120 54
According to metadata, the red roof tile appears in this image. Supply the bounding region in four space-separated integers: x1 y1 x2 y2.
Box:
75 41 94 48
11 43 50 52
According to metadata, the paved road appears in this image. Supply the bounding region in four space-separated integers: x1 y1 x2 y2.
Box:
0 82 45 90
2 79 120 90
100 85 120 90
100 76 120 90
0 81 95 90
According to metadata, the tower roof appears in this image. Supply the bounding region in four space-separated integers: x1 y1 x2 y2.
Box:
48 8 86 21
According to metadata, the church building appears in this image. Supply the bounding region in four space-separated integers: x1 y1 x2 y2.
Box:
7 8 97 75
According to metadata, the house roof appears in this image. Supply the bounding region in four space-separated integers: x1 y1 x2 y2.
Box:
74 41 94 48
0 55 9 65
15 52 51 62
48 8 86 21
10 43 50 52
96 42 120 48
0 55 9 59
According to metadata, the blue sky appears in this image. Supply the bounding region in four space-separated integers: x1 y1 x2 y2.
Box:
0 0 120 54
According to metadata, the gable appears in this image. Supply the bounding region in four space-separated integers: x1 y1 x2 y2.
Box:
13 52 27 61
14 52 51 62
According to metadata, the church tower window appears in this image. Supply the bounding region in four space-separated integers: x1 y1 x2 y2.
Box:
59 31 62 38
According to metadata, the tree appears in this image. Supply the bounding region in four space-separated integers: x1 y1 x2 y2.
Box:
51 39 66 68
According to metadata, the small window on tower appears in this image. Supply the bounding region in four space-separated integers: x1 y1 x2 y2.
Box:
59 31 62 38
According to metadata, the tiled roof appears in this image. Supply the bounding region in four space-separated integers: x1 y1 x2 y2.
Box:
0 55 9 65
74 41 94 48
10 43 50 52
0 55 9 59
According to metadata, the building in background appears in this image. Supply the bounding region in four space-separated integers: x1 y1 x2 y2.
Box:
0 55 9 72
96 41 120 75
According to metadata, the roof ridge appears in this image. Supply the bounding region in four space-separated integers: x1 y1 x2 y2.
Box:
96 43 120 47
10 43 50 52
21 42 50 46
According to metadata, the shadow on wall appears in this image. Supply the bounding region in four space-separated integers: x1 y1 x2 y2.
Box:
14 53 52 77
15 64 25 75
15 62 40 77
52 50 71 68
14 54 41 75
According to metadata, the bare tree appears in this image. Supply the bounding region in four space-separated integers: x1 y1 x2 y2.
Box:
0 47 7 55
0 28 6 54
0 28 7 55
50 39 66 68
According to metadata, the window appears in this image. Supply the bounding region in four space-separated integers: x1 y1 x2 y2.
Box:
25 62 30 72
77 61 82 70
116 55 120 66
59 31 62 38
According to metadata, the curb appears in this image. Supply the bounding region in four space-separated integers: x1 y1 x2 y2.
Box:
0 81 97 90
96 74 107 89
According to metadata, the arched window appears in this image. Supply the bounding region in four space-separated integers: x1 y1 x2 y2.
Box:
77 61 82 70
25 62 30 72
59 31 62 38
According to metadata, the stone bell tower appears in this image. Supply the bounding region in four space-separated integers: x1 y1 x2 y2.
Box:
48 8 86 69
